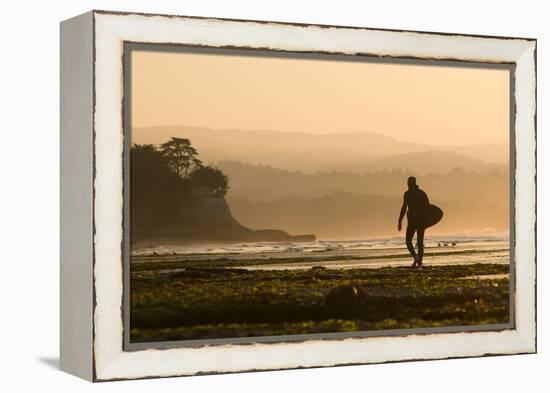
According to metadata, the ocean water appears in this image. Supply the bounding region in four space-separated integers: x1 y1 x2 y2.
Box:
131 232 509 259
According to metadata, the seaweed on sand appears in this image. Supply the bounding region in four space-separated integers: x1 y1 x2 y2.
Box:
130 263 510 343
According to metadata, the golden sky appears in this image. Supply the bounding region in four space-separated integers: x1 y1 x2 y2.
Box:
130 48 510 146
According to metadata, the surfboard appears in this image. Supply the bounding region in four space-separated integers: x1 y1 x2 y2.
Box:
424 204 443 229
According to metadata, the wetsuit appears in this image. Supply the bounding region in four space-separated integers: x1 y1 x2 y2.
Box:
403 187 429 265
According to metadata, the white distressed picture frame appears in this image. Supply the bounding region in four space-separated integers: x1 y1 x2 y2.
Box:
60 10 536 382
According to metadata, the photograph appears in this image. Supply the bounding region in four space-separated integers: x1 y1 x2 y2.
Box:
127 46 512 344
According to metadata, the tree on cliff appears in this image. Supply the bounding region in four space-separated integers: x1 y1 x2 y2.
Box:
160 137 203 179
189 166 229 197
131 144 188 229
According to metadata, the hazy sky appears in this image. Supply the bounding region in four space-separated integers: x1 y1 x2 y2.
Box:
130 48 510 146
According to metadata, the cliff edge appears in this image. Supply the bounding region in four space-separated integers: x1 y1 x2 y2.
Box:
132 196 316 243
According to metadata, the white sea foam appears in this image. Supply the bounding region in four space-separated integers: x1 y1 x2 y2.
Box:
131 232 509 257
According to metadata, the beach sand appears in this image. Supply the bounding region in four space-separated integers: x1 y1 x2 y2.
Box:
129 235 511 343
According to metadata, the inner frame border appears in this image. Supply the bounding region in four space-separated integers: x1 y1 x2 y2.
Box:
121 42 517 351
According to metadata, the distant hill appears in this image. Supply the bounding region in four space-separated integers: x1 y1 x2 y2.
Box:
340 150 504 175
132 125 507 173
447 143 509 165
216 160 508 208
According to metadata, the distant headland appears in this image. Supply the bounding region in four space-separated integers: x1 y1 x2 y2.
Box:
130 137 315 244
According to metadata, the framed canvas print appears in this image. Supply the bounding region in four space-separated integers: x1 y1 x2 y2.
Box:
60 10 537 382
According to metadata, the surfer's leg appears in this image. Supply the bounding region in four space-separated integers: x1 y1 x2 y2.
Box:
405 224 417 265
417 227 425 266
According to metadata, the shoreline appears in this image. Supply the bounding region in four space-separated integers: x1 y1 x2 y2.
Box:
130 245 510 271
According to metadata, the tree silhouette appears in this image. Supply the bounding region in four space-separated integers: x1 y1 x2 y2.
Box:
130 141 234 243
130 144 189 237
159 137 203 178
189 166 229 197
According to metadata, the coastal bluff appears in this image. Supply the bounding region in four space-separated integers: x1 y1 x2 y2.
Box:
132 196 316 243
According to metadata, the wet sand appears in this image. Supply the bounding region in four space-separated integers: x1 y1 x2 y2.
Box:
131 240 509 272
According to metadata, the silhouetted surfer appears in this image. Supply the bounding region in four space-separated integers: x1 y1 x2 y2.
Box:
398 176 429 268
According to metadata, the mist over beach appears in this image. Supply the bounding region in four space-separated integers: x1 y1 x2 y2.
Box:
134 125 509 240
